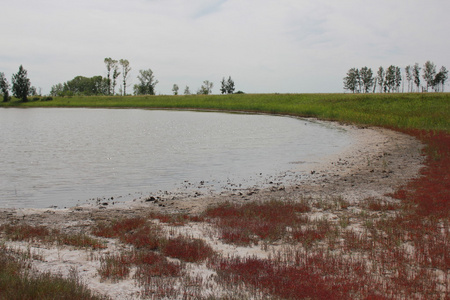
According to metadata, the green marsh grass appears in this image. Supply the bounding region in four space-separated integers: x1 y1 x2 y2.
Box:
2 93 449 131
0 246 107 300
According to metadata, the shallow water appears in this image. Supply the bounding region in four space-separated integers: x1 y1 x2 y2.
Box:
0 108 353 208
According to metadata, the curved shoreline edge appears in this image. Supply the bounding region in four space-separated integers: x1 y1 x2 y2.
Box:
2 119 425 216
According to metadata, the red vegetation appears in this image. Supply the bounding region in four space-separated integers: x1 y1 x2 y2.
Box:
0 223 50 241
204 200 310 245
91 217 162 250
161 236 214 263
364 197 400 211
133 251 182 278
392 130 449 218
91 217 147 238
0 223 105 249
148 212 204 226
209 251 375 300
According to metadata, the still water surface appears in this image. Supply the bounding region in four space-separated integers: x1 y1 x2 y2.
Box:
0 108 352 208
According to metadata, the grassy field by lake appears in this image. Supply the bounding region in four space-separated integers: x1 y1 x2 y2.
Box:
2 93 449 132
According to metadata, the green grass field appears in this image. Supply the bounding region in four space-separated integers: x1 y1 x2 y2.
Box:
2 93 449 132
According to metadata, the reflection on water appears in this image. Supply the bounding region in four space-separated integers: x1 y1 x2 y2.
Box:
0 108 352 208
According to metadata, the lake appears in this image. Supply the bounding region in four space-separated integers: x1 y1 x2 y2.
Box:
0 108 353 208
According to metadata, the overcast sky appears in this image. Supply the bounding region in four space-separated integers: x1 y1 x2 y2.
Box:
1 0 449 95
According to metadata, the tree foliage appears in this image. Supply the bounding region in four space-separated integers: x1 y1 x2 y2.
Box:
133 69 158 95
413 63 421 92
119 59 131 96
197 80 214 95
0 72 10 102
12 65 31 101
377 67 385 93
221 76 235 94
422 61 436 92
50 76 107 96
405 65 413 92
359 67 374 93
384 65 402 93
172 84 179 95
343 68 360 93
345 61 447 93
433 66 448 92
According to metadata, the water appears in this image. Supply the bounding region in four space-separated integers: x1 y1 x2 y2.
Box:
0 108 353 208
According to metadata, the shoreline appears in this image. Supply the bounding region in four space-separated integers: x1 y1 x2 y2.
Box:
0 123 427 299
1 121 424 219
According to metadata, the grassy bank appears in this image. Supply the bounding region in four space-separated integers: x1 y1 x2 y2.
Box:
2 93 449 132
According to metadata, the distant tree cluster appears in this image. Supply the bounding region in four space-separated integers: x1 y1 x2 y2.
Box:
344 61 448 93
47 58 239 97
0 65 39 102
50 58 133 97
50 76 107 96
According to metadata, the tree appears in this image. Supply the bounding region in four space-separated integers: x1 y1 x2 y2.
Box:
413 63 421 92
50 83 64 97
112 62 120 95
29 86 38 96
359 67 373 93
394 66 402 93
12 65 31 101
220 76 235 94
104 57 114 95
0 72 10 102
226 76 235 94
133 69 158 95
119 59 131 96
104 58 119 95
433 66 448 92
384 65 397 93
61 75 106 96
197 80 213 95
422 61 436 92
405 65 413 93
377 67 385 93
172 84 179 95
343 68 359 93
439 66 448 92
220 78 227 94
184 86 191 95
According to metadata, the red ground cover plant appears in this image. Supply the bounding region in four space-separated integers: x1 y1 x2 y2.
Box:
203 129 449 299
161 235 215 263
203 200 310 245
0 223 50 241
91 217 163 250
91 217 148 238
0 223 105 249
148 212 204 226
209 250 377 300
391 130 449 218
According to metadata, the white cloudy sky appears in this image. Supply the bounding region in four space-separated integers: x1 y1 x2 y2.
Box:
1 0 449 95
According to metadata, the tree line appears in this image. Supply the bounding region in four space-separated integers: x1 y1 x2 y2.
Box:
0 65 42 102
50 58 239 97
343 61 448 93
0 58 241 101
